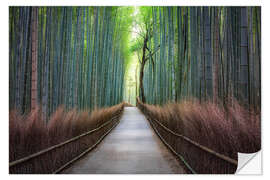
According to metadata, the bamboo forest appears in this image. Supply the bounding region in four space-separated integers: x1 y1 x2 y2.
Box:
9 7 261 174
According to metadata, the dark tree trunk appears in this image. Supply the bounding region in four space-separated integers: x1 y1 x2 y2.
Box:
139 34 148 103
31 7 38 111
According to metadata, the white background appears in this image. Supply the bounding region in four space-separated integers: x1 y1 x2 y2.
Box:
1 0 268 179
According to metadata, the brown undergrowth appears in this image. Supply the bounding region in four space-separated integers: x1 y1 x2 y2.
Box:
9 103 124 174
123 101 134 107
137 98 260 174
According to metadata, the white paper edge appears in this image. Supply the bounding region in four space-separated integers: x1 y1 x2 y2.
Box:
236 151 262 174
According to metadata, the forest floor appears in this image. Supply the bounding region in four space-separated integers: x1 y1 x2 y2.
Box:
62 107 186 174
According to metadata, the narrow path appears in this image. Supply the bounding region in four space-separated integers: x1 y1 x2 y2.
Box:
62 107 186 174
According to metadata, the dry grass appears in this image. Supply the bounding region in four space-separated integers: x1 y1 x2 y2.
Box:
137 98 260 174
9 103 124 174
123 101 134 107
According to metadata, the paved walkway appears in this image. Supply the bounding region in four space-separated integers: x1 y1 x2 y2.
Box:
62 107 186 174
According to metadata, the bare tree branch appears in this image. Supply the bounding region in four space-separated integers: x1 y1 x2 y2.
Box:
145 45 160 61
